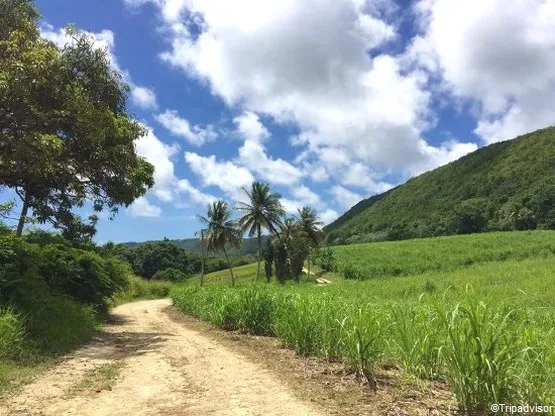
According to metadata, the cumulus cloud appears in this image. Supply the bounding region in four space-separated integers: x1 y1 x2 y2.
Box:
130 0 475 187
130 196 162 217
135 126 217 209
131 86 158 110
411 0 555 143
184 152 255 200
331 185 363 209
320 209 340 225
234 111 270 143
156 109 217 146
237 140 303 186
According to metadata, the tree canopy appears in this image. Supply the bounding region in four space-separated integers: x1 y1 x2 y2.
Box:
0 0 154 238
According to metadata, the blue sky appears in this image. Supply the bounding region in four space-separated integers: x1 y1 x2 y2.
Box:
3 0 555 243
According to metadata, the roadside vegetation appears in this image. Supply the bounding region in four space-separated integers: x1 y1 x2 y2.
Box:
173 230 555 414
0 1 169 393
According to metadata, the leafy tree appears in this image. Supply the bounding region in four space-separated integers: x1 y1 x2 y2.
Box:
297 206 323 279
236 182 284 281
0 0 39 41
198 201 242 286
262 239 274 283
0 3 154 236
452 198 489 234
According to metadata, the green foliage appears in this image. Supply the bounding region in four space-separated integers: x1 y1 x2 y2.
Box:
262 240 274 283
325 127 555 244
440 296 523 414
152 267 188 282
198 200 243 286
173 231 555 412
316 246 336 272
332 231 555 280
0 2 154 236
110 275 171 306
0 308 24 359
236 181 285 280
115 239 200 280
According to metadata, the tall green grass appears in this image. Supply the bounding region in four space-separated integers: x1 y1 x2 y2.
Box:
333 230 555 279
172 251 555 414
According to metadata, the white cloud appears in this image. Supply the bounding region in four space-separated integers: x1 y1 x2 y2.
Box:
133 0 475 185
130 196 162 217
176 179 217 205
291 185 321 208
135 127 216 209
331 185 362 209
131 86 158 110
156 109 217 146
320 208 339 225
237 140 303 185
234 111 270 143
185 152 255 200
135 128 180 203
412 0 555 143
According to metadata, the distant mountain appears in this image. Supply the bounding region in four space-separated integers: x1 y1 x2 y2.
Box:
123 235 269 257
324 126 555 245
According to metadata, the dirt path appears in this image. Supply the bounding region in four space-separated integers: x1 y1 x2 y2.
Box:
0 299 324 416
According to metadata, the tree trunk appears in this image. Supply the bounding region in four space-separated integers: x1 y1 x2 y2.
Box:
223 247 235 287
16 190 30 237
307 249 311 281
199 230 205 287
256 227 261 281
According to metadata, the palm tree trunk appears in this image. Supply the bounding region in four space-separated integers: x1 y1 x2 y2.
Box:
223 247 235 287
307 249 311 281
256 227 261 281
199 230 205 287
16 190 30 237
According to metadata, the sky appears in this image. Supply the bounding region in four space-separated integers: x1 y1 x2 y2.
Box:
3 0 555 243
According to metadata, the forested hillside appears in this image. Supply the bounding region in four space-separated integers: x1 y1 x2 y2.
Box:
325 126 555 244
123 235 269 257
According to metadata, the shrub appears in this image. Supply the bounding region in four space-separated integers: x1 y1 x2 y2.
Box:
317 246 336 272
152 267 188 282
38 244 129 311
337 262 364 280
0 307 24 359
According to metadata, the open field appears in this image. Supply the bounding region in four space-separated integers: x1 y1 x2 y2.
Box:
172 231 555 414
332 230 555 279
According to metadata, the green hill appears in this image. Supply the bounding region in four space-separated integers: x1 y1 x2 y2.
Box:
324 126 555 244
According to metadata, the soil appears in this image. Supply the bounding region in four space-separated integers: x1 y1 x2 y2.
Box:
0 299 457 415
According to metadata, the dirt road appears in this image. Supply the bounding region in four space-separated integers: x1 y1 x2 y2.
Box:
0 299 324 416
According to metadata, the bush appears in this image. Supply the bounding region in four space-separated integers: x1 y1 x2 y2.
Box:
0 308 24 359
110 275 172 305
317 246 336 272
152 267 188 282
337 262 364 280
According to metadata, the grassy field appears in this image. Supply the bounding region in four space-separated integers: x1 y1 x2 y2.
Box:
172 230 555 415
332 230 555 279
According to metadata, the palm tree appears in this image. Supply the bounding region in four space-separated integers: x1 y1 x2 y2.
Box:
297 206 323 280
236 182 285 281
275 217 308 283
197 201 242 286
194 228 207 286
